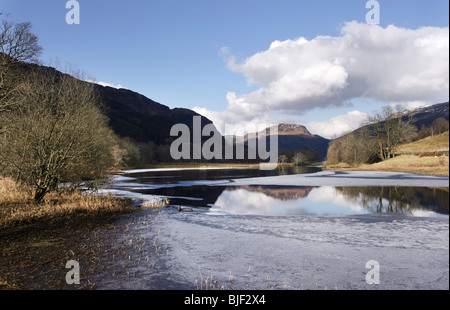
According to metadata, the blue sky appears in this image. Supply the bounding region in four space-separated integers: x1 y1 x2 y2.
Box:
1 0 449 138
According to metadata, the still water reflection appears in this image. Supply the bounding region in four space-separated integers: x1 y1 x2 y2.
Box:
212 186 448 217
142 185 449 217
120 167 448 218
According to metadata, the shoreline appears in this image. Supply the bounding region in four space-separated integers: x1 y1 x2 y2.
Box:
2 165 448 289
0 178 150 290
115 155 449 177
322 155 449 177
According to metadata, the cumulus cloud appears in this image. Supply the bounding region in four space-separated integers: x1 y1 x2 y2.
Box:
196 22 449 136
307 110 369 139
193 106 272 135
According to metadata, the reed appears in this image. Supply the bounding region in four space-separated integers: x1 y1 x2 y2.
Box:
0 177 136 231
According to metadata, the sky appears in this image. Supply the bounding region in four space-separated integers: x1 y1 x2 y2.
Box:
1 0 449 138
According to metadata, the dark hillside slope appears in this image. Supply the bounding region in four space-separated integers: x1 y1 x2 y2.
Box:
96 86 216 145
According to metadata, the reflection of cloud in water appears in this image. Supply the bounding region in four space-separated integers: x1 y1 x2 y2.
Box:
211 186 446 217
214 190 275 215
308 187 368 212
410 209 437 218
212 186 372 216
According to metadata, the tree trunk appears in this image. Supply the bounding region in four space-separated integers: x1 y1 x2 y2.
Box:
34 187 48 203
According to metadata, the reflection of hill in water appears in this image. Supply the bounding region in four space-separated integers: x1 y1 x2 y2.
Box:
335 187 449 215
229 185 314 201
136 182 448 216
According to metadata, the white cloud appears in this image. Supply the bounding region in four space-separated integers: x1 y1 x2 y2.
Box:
307 110 369 139
86 79 128 90
197 22 449 137
193 106 272 135
389 100 429 111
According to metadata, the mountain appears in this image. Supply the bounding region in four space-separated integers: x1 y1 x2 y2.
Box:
94 85 217 146
231 123 331 161
5 60 218 149
236 185 314 201
404 102 449 128
351 102 449 138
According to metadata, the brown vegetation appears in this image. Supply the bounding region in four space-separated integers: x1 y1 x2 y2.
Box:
323 102 449 176
323 155 449 176
0 178 136 232
0 177 154 290
397 131 449 154
1 15 129 202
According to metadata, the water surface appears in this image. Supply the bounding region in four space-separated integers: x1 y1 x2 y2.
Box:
116 167 449 218
95 166 449 290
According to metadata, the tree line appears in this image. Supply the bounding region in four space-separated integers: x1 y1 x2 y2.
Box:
325 105 448 166
278 149 318 165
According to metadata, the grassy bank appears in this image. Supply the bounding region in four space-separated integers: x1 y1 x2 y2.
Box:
0 177 152 290
0 178 138 232
323 155 449 176
324 131 449 176
397 131 449 153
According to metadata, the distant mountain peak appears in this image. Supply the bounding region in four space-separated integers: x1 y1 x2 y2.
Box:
227 123 329 160
277 123 312 136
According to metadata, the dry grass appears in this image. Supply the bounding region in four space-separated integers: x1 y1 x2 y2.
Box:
398 131 449 153
324 131 449 176
361 155 449 176
142 197 170 208
0 177 137 232
0 177 164 290
324 155 449 176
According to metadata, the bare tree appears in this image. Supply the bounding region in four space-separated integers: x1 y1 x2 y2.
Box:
367 105 416 161
0 14 42 63
432 117 449 135
0 14 119 203
291 152 308 165
278 154 288 164
325 130 377 165
1 14 42 112
0 70 117 202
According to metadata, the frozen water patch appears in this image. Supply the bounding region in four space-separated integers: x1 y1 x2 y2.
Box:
229 170 449 187
95 188 168 207
150 211 449 290
123 166 252 174
93 168 449 290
